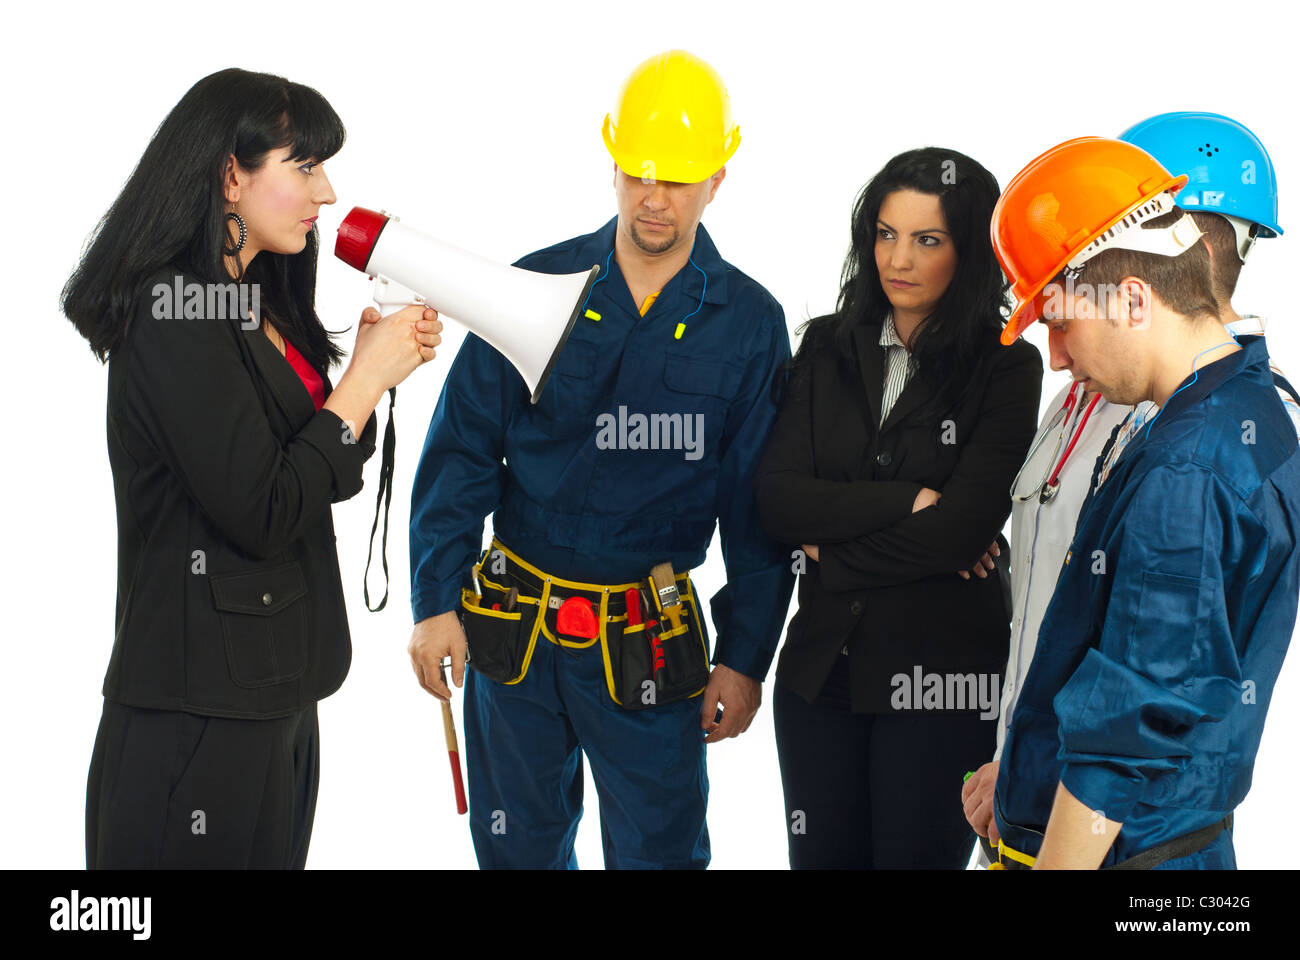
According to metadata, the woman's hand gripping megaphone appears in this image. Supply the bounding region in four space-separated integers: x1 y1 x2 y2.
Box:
354 296 442 386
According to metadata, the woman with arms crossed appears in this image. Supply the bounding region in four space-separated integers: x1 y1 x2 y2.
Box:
63 68 441 868
755 148 1041 868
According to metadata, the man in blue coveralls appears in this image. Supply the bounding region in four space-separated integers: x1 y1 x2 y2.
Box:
963 112 1296 867
405 49 794 868
989 136 1300 869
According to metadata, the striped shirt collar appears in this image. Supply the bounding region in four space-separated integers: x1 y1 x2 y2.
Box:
879 312 905 350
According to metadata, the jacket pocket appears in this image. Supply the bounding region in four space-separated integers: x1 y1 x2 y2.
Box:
210 561 309 688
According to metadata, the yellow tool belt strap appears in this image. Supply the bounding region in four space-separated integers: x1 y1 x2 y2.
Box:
477 537 695 647
486 537 686 596
466 538 708 704
988 839 1036 870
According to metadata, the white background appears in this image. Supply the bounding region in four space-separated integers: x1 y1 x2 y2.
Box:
3 0 1297 869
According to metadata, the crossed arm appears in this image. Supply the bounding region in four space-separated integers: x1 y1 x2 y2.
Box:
755 340 1042 589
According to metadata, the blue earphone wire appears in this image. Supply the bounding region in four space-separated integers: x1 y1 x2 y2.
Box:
678 257 708 335
578 248 707 339
1142 330 1241 439
577 248 615 319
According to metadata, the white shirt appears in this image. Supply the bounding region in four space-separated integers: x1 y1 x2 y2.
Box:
994 380 1131 760
878 312 917 424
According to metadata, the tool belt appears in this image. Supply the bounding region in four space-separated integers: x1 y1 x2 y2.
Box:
458 538 711 710
984 813 1233 870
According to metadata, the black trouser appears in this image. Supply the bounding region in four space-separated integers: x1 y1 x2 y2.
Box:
86 698 320 868
773 655 995 869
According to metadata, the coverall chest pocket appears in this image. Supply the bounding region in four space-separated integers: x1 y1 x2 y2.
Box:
659 356 741 460
210 561 309 688
540 339 601 424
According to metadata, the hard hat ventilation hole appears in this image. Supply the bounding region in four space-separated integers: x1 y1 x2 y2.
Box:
1074 197 1167 261
1063 188 1192 276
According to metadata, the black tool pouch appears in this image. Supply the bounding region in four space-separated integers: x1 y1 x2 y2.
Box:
602 577 710 710
458 567 541 685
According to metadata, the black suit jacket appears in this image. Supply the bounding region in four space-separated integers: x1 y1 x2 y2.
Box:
102 268 378 719
755 317 1042 712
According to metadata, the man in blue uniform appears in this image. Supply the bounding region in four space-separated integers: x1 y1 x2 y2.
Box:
405 50 793 868
963 112 1294 867
989 137 1300 869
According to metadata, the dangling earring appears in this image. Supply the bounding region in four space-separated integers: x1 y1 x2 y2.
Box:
224 211 247 256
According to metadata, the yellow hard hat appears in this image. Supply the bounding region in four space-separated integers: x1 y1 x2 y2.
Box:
602 50 740 184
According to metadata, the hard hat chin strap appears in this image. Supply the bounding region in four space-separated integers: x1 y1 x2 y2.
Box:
1223 214 1260 264
1064 190 1203 279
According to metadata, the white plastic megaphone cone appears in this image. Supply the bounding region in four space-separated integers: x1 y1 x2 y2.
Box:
335 207 599 403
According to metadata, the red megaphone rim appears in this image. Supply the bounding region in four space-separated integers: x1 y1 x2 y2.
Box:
334 206 391 272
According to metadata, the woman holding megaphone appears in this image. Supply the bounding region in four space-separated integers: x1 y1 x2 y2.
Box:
62 67 441 868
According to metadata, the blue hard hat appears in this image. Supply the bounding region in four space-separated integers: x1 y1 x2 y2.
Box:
1118 111 1282 237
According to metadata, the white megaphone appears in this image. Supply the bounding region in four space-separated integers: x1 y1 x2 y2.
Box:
334 207 599 402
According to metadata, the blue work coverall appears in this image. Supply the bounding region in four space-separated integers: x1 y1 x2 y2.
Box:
409 216 794 867
995 335 1300 869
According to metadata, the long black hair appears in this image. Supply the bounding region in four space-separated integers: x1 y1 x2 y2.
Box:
62 68 346 370
793 147 1009 417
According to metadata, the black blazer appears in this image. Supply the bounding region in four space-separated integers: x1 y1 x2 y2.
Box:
755 317 1042 712
102 268 378 719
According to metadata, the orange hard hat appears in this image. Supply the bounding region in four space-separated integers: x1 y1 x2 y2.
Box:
992 137 1190 345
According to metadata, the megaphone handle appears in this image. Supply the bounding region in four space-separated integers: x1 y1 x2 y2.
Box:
372 275 424 317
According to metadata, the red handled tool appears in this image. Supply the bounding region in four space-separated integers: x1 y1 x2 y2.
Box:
625 588 642 627
639 587 667 691
438 661 468 815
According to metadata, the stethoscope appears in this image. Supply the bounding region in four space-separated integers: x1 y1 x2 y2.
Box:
1010 380 1103 504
